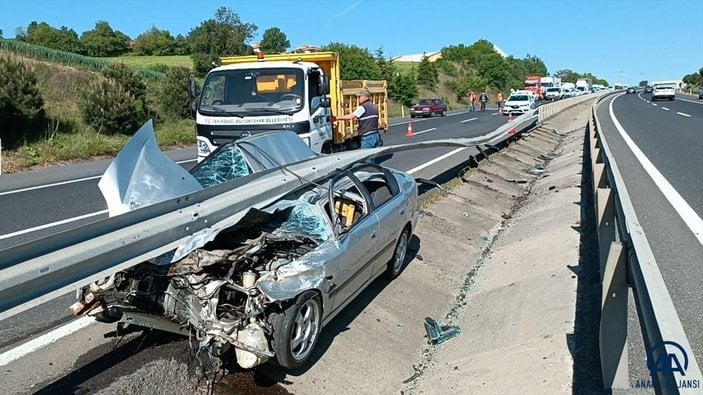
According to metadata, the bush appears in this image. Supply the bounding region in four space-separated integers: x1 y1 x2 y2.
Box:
0 54 46 148
100 62 147 102
79 77 140 135
157 66 193 119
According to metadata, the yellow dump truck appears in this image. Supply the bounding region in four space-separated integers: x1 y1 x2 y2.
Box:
192 51 388 160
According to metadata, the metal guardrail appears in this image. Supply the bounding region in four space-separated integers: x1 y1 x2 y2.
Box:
590 93 702 392
0 112 541 321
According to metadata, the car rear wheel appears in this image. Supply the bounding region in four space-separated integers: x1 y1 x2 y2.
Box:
269 291 321 369
385 228 410 279
441 109 447 116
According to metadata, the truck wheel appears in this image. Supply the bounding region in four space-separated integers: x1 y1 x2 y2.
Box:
269 291 322 370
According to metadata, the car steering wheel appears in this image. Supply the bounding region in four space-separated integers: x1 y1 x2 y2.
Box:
280 94 301 101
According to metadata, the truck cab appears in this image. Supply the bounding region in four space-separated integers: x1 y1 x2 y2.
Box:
192 52 388 161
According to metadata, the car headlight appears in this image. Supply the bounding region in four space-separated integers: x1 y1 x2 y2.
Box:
197 139 211 156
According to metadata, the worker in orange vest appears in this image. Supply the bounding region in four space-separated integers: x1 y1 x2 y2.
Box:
497 91 504 112
469 91 477 112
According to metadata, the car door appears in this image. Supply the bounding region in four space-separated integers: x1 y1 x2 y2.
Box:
327 174 381 312
351 165 404 277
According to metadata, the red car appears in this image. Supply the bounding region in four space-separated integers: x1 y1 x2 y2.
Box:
410 98 447 118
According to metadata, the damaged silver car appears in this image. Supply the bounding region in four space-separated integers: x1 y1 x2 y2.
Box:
73 153 419 370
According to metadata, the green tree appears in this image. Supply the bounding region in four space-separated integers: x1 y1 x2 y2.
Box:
188 7 257 73
100 62 150 122
79 77 139 135
322 42 381 80
390 69 418 108
259 27 290 54
521 54 547 76
416 53 438 88
638 80 648 87
133 26 175 56
0 54 46 148
555 69 579 83
682 67 703 88
24 21 81 53
172 34 190 56
157 66 193 119
80 21 130 57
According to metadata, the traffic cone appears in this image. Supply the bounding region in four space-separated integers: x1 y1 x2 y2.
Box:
406 122 414 137
498 106 503 116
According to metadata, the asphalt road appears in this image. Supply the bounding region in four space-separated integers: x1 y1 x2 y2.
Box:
596 92 703 374
0 106 512 349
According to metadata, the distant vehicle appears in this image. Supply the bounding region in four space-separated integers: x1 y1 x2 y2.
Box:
512 89 539 101
410 98 447 118
651 84 675 101
644 86 653 94
503 94 536 115
540 76 561 96
575 78 592 95
544 87 562 100
524 76 543 100
626 87 636 94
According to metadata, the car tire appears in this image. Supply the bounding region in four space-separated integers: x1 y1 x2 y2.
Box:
385 227 410 279
269 290 322 370
441 109 447 116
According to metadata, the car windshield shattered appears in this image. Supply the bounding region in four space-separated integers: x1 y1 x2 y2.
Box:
190 143 251 187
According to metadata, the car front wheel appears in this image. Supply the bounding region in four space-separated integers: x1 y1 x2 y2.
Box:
269 291 322 369
386 228 410 279
441 109 447 116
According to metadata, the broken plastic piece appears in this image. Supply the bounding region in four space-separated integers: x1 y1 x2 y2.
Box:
526 166 546 175
424 317 461 345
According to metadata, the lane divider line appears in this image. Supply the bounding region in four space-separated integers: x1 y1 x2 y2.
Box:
412 127 437 136
407 147 466 175
0 210 108 240
0 158 196 196
609 98 703 244
676 112 691 118
0 317 94 366
662 107 670 111
652 103 657 106
460 117 478 123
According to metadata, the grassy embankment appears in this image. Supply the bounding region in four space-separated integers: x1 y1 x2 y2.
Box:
0 50 196 174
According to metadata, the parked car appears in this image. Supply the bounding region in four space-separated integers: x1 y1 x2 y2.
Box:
410 98 447 118
503 94 536 115
626 87 636 94
74 147 420 371
644 85 653 94
652 84 675 101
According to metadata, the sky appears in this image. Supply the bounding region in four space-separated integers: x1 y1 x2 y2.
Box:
1 0 702 86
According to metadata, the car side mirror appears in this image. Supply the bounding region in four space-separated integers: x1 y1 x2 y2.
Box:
320 75 330 95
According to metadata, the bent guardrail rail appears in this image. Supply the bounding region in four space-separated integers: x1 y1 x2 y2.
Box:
0 113 543 321
590 93 702 393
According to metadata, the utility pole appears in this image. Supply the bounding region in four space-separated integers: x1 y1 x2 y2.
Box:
619 70 623 85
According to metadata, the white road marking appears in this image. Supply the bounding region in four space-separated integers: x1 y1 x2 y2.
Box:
609 98 703 245
676 97 703 105
491 112 498 115
676 112 691 118
407 147 466 175
412 127 437 136
652 103 657 106
460 117 478 123
662 107 670 111
389 111 471 127
0 158 196 196
0 210 108 240
0 175 101 196
0 317 95 366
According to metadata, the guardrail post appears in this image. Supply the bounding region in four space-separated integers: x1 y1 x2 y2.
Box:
600 241 629 389
596 188 615 276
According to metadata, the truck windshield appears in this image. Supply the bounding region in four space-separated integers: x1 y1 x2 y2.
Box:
525 82 538 88
199 67 305 115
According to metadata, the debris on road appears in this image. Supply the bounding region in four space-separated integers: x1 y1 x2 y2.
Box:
423 317 461 345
